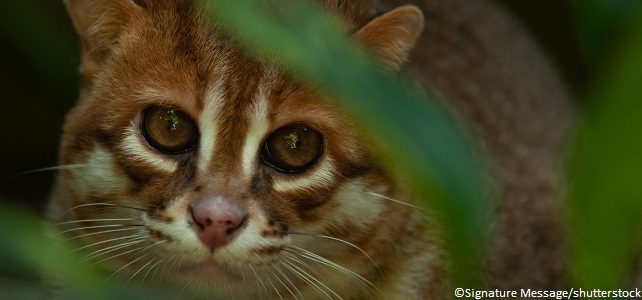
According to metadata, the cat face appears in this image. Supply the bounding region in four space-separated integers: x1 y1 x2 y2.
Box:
54 0 425 297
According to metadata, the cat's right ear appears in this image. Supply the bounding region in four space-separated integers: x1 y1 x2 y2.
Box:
65 0 145 78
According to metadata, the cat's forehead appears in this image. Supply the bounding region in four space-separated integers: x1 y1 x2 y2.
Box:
108 3 326 115
111 51 337 131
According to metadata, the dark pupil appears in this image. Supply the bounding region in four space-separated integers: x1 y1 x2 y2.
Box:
263 125 322 173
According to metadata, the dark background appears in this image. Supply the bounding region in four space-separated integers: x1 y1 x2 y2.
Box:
0 0 630 214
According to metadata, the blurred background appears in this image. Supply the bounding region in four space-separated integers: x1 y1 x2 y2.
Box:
0 0 636 213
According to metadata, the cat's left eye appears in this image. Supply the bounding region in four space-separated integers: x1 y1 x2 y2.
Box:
141 106 199 154
261 124 323 173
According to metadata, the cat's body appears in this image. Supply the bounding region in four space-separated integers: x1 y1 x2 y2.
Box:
399 0 572 289
48 0 572 298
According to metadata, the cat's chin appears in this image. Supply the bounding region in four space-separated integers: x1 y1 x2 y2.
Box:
176 256 276 279
162 260 253 298
177 260 237 277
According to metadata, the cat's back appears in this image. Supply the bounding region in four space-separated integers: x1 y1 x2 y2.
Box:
401 0 573 289
405 0 572 158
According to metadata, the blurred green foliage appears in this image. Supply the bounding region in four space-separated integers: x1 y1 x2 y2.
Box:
0 200 103 299
568 6 642 288
0 0 642 297
571 0 642 64
0 0 79 211
0 0 77 88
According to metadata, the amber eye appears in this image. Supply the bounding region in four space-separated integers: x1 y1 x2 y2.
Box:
141 106 198 154
261 124 323 173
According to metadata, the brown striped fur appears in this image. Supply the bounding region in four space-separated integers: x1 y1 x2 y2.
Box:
48 0 572 298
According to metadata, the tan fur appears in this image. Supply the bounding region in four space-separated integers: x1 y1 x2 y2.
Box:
354 5 424 69
49 0 572 298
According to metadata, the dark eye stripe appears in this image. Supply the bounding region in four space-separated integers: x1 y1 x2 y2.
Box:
141 106 199 154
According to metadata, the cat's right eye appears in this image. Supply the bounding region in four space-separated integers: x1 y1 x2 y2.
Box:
141 106 199 154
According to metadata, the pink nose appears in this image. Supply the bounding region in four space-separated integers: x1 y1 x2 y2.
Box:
189 197 247 251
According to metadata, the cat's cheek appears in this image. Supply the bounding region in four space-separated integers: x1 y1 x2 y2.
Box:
295 177 388 254
67 146 132 199
326 178 387 230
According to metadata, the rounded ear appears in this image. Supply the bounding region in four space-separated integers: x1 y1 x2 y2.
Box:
65 0 144 78
353 5 424 70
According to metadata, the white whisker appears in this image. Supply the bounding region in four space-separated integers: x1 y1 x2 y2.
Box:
66 227 142 241
290 246 380 294
1 164 87 181
82 238 146 262
272 267 297 300
276 264 304 300
59 202 148 216
288 231 383 280
58 218 136 225
127 258 156 283
61 224 144 234
282 260 320 299
267 275 285 300
284 252 327 284
367 192 426 212
108 253 150 281
71 233 145 253
89 241 152 265
142 259 165 285
107 240 165 280
250 265 269 299
149 258 165 283
283 259 337 300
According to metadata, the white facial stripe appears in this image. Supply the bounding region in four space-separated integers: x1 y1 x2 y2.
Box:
120 125 178 172
273 158 336 192
134 86 176 102
72 146 131 197
198 86 225 172
241 87 270 178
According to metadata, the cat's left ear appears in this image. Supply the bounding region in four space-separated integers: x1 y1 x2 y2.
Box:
353 5 424 70
65 0 146 79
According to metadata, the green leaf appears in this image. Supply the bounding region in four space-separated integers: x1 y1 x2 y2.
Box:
203 0 489 286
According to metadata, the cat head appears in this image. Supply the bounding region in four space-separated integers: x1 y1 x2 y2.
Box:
56 0 424 296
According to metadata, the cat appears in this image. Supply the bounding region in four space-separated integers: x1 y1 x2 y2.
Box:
48 0 572 299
